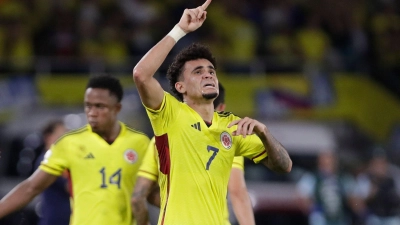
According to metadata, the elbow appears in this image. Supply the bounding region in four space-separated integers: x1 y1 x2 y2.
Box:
262 157 293 174
131 195 144 206
131 195 145 212
278 158 292 174
132 67 144 84
285 160 293 173
27 186 41 197
228 187 246 201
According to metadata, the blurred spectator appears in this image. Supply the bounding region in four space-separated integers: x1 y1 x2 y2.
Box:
0 0 398 94
371 1 400 72
34 119 70 225
352 147 400 225
296 151 355 225
204 0 259 72
295 13 331 70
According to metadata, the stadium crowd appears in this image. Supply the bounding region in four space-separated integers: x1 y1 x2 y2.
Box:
0 0 398 76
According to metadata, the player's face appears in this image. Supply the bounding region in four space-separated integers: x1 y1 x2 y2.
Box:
180 59 219 101
84 88 121 133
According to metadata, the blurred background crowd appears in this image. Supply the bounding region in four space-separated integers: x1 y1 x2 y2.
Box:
0 0 399 78
0 0 399 224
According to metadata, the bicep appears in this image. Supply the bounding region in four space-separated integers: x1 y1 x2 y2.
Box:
28 169 59 193
133 176 157 199
134 76 165 110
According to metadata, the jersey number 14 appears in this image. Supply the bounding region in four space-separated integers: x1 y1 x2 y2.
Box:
99 167 122 189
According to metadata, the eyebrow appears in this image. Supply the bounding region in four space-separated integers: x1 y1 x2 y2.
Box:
191 65 215 73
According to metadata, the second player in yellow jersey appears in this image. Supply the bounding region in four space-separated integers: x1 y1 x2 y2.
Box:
41 122 149 225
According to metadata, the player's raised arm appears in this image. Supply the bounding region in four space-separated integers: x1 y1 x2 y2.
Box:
132 0 211 110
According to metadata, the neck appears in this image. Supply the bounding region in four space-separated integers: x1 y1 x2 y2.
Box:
186 101 215 122
96 122 121 143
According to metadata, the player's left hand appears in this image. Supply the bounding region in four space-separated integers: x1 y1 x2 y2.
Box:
227 117 267 138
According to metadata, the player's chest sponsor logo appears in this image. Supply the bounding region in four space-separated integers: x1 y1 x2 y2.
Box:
220 131 232 149
124 149 138 164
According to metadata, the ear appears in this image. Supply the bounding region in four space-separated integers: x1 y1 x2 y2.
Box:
115 102 122 113
175 81 186 94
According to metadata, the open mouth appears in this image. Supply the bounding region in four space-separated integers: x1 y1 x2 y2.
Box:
89 121 98 126
203 83 215 88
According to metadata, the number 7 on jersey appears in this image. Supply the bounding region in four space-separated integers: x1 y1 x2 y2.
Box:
206 145 219 170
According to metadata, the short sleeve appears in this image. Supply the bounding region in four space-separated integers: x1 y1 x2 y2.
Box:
137 138 159 182
235 133 267 164
145 92 181 136
231 156 244 171
39 141 69 176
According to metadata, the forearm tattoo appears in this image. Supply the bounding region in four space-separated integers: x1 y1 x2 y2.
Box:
259 127 292 173
132 180 152 225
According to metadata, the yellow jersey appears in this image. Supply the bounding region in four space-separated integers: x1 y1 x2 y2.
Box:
138 138 245 225
39 122 150 225
145 92 266 225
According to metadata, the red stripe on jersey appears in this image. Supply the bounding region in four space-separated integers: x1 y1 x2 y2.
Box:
155 134 171 225
252 150 267 161
155 134 171 175
65 170 73 198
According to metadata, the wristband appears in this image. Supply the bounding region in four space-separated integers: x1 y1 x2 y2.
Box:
167 25 186 42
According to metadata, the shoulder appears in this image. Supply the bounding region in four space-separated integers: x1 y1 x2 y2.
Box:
54 125 89 145
216 111 240 121
164 92 181 105
124 123 149 139
216 111 235 117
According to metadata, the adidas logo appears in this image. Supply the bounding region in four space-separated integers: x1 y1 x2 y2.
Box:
191 122 201 131
84 153 95 159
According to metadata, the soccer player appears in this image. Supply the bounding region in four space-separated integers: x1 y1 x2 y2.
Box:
34 119 70 225
0 74 150 225
132 0 292 224
132 84 256 225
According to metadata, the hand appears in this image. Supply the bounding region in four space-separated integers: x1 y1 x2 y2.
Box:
177 0 212 33
228 117 267 138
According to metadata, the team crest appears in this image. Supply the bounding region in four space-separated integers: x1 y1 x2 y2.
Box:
220 132 232 149
124 149 138 164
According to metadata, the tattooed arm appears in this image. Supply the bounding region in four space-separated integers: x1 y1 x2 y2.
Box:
258 126 292 173
228 117 292 173
132 177 157 225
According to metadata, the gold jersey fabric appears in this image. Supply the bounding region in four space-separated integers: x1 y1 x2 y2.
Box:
145 92 266 225
39 122 150 225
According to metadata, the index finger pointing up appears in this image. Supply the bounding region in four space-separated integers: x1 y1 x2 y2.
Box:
201 0 212 10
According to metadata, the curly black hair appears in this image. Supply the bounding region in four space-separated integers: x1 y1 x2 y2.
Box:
166 43 217 102
86 74 123 102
